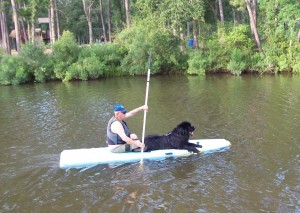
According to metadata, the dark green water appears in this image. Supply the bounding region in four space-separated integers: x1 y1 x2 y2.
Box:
0 75 299 212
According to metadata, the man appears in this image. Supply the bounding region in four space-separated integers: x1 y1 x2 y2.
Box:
106 104 147 152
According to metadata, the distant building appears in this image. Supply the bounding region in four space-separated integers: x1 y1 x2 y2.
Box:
37 17 50 44
8 17 50 48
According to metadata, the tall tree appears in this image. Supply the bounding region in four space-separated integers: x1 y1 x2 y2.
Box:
192 19 199 49
29 0 37 43
190 0 205 49
0 0 11 54
245 0 262 52
54 0 60 39
18 2 28 43
159 0 189 50
296 18 300 42
11 0 21 51
18 0 33 42
180 26 185 51
124 0 130 27
82 0 94 44
49 0 55 44
107 0 111 41
208 0 218 21
218 0 224 25
99 0 106 41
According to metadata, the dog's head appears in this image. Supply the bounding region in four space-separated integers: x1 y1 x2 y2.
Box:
175 121 195 137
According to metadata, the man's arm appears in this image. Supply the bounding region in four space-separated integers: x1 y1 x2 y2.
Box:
125 105 148 119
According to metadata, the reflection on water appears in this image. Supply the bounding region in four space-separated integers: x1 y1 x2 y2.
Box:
0 75 300 212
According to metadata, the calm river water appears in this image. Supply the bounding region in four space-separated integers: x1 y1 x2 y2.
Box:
0 75 299 212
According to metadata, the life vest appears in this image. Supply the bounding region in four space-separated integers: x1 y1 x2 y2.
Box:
106 116 131 145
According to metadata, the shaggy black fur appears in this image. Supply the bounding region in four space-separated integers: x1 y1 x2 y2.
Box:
144 121 201 153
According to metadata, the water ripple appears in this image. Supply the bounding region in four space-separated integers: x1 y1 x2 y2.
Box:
1 76 300 212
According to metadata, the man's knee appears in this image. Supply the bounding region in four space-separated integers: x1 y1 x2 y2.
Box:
130 134 138 140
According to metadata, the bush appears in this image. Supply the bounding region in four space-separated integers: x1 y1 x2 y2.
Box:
290 43 300 73
53 31 79 80
34 56 55 82
206 37 229 70
250 52 267 73
292 62 300 73
115 17 185 75
187 50 209 75
204 24 253 73
64 54 104 81
278 54 290 72
64 62 88 81
227 49 246 75
0 55 31 85
19 43 55 82
79 43 127 76
62 43 128 81
292 48 300 73
0 48 5 61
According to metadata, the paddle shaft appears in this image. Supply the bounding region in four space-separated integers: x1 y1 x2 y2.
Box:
141 54 151 154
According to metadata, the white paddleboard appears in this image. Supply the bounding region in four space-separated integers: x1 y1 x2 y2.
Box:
59 139 231 169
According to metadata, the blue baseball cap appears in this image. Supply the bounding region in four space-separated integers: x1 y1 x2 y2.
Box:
114 104 127 114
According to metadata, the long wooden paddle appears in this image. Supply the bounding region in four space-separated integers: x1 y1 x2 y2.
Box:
141 53 151 160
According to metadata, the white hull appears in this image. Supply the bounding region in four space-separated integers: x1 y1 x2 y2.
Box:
59 139 231 169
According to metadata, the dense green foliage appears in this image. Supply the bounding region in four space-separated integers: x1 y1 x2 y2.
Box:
188 24 253 75
64 43 127 81
115 18 187 75
0 55 30 85
19 43 54 82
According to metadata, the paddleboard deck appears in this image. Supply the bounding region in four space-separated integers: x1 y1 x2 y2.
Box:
59 139 231 169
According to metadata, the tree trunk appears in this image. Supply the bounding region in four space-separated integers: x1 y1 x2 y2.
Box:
11 0 21 51
31 22 35 43
20 17 28 42
173 28 177 37
54 0 60 39
209 1 218 21
192 19 199 49
0 0 11 54
180 28 185 52
107 0 112 42
30 0 37 43
245 0 263 52
18 3 28 43
252 0 257 26
99 0 107 42
49 0 55 45
187 22 190 38
218 0 224 25
124 0 130 28
233 9 243 24
82 0 94 44
27 23 31 42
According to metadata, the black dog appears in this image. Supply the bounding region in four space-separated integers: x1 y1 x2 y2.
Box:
144 121 201 153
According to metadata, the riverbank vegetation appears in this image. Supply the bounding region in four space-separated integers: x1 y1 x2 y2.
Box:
1 0 300 85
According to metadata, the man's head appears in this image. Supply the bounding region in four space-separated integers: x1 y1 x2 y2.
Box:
114 104 127 114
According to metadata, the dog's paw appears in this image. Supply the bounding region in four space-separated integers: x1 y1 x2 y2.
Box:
191 148 201 154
